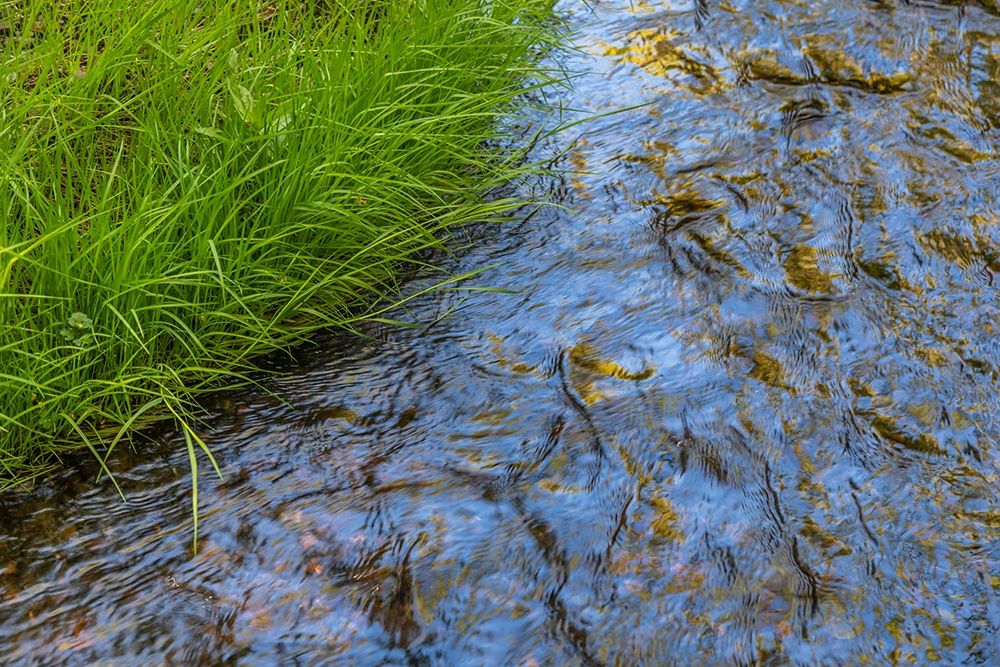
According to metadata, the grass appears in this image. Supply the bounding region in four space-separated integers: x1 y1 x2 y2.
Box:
0 0 559 502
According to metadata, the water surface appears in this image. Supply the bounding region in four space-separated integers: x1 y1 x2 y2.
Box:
2 0 999 664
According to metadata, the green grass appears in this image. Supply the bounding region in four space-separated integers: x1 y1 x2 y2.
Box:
0 0 558 495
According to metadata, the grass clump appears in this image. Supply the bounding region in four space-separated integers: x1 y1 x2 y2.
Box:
0 0 557 490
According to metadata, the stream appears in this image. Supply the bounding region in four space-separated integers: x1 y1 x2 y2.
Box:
1 0 999 664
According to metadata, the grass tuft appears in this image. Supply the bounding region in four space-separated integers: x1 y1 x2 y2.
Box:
0 0 560 503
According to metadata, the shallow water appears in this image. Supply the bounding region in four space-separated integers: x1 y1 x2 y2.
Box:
2 0 999 664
